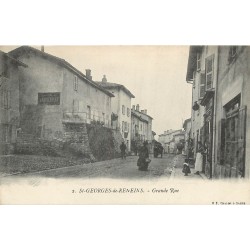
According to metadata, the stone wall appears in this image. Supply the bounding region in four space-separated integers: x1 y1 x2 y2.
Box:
87 124 123 161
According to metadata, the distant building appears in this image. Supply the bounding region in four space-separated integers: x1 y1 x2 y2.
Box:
0 51 27 154
97 76 135 151
158 129 183 153
131 104 153 153
183 118 192 157
173 132 185 154
9 46 114 142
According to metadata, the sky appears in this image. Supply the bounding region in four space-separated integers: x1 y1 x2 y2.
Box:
1 45 192 137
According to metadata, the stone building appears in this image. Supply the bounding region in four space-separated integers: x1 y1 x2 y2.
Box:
158 129 183 154
186 46 250 179
182 118 192 157
131 104 153 153
0 51 27 154
97 76 135 151
9 46 114 156
214 46 250 179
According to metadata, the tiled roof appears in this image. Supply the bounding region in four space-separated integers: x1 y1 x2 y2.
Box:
9 46 114 97
96 81 135 98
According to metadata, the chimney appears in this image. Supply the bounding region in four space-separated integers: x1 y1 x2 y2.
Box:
41 46 44 52
141 110 144 114
144 109 147 114
102 75 107 83
85 69 92 80
132 105 135 111
136 104 140 111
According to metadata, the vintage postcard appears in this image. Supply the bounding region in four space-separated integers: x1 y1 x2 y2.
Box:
0 45 249 204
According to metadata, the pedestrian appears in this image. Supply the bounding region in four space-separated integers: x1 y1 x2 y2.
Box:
158 144 163 158
153 145 158 158
120 141 127 159
182 159 191 176
194 141 206 174
137 141 151 171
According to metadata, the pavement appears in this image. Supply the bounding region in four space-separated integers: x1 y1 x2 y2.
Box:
0 153 205 183
169 154 204 180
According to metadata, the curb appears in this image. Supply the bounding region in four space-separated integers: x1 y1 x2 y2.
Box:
199 172 210 180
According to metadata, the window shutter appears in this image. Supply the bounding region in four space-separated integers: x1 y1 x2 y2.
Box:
199 72 206 98
205 55 214 90
217 119 226 165
238 106 247 177
8 91 11 109
197 53 201 71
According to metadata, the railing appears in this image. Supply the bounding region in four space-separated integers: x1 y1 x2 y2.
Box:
62 112 119 130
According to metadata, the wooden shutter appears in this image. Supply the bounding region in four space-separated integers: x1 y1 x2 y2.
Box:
205 55 214 90
7 90 11 109
237 106 247 177
217 118 226 165
199 72 206 98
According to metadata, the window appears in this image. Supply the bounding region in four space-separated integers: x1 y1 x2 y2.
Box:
122 105 125 115
197 52 201 71
106 97 110 107
199 72 206 99
127 107 130 117
74 76 78 91
122 121 124 132
1 89 10 109
124 122 128 131
228 46 238 64
192 71 196 89
87 105 91 119
205 54 214 90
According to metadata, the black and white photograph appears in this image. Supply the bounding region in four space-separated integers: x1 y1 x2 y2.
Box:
1 1 250 250
0 45 249 205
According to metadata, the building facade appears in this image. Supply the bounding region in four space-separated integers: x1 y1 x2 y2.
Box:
186 46 219 178
0 51 27 154
9 46 114 141
158 129 183 154
97 76 135 151
214 46 250 179
131 104 153 153
186 45 250 179
183 118 192 157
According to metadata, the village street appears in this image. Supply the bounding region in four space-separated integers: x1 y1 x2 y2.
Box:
1 154 180 181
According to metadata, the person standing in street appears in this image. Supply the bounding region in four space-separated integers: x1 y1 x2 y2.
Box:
137 141 151 171
120 141 127 159
194 141 206 174
158 144 163 158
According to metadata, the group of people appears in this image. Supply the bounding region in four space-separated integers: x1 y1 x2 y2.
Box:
182 141 207 176
153 144 163 158
121 140 207 175
120 141 151 171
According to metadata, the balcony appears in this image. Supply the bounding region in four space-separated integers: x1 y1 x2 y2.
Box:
62 112 113 129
